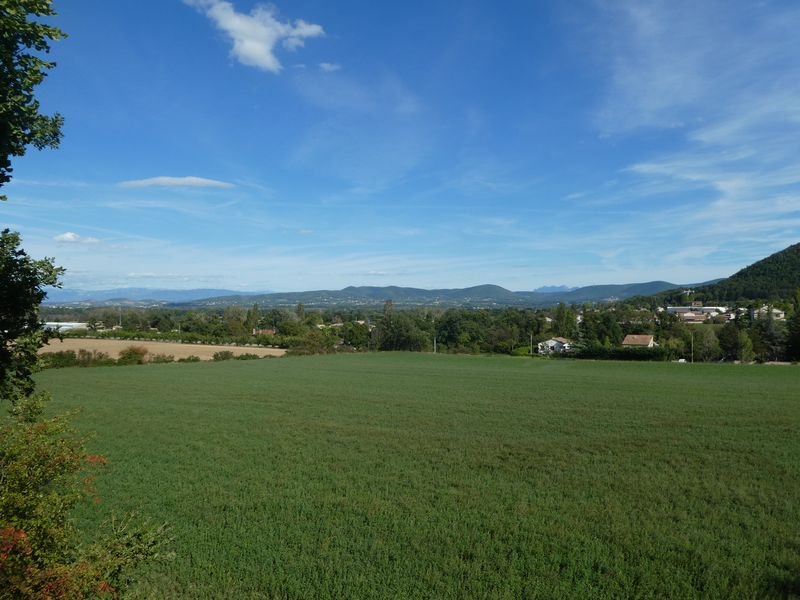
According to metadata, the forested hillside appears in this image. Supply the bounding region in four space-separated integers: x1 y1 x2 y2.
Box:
697 242 800 301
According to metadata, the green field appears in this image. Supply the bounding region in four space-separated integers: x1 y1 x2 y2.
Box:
36 354 800 599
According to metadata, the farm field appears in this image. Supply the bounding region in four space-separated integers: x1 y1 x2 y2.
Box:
36 354 800 599
39 337 286 360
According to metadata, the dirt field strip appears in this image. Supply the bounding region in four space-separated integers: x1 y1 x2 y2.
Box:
40 338 286 361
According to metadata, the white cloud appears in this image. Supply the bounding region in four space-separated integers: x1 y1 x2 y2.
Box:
118 176 235 189
319 62 341 73
54 232 100 244
186 0 324 73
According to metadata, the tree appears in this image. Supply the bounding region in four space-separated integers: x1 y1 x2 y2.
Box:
737 330 755 363
222 306 246 337
0 0 65 200
786 310 800 361
244 303 261 333
0 229 62 403
694 327 721 362
341 321 370 350
749 309 786 362
718 321 740 361
552 303 578 339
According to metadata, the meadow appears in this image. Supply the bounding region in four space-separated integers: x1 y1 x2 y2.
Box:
36 354 800 599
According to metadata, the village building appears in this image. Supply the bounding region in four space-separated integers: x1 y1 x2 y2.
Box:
537 337 572 354
666 305 734 323
621 334 657 348
750 305 786 320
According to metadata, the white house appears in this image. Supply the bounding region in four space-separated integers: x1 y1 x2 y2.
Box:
751 305 786 321
538 337 572 354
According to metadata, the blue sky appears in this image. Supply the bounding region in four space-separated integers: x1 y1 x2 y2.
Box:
4 0 800 292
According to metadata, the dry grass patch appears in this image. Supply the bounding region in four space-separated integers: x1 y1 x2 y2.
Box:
40 337 285 361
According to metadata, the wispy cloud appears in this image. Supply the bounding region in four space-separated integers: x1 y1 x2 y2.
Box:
292 70 421 117
186 0 324 73
582 0 800 270
319 62 341 73
54 232 100 244
592 0 800 133
118 176 235 189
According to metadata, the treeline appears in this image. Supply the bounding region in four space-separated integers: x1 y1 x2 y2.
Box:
43 296 800 362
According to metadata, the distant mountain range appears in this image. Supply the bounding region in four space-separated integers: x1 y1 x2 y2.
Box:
533 285 578 293
45 242 799 309
45 280 711 309
44 288 267 305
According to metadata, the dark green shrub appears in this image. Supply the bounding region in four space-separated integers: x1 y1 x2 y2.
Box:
77 349 114 367
117 345 149 365
234 353 261 360
40 350 116 369
39 350 78 369
177 355 201 363
212 351 235 361
149 353 175 364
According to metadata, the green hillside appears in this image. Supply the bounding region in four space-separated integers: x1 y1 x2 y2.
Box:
698 242 800 301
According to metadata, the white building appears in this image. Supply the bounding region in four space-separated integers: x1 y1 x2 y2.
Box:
537 337 572 354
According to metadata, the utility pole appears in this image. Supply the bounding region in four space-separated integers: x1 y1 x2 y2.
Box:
529 332 533 355
691 330 694 364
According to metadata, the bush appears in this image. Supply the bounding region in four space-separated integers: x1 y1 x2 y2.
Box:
40 349 115 369
177 355 201 363
39 350 78 369
149 353 175 364
212 350 235 361
234 353 261 360
117 345 149 365
77 349 115 367
0 395 172 598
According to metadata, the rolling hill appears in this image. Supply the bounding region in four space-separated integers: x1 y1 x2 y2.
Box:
695 242 800 301
51 240 800 311
181 281 690 309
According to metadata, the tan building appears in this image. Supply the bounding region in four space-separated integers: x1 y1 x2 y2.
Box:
622 334 657 348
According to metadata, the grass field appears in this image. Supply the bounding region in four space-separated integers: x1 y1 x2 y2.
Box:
35 354 800 599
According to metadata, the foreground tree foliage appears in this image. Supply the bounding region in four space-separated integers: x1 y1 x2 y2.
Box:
0 0 64 199
0 395 169 598
0 229 62 402
1 2 169 597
